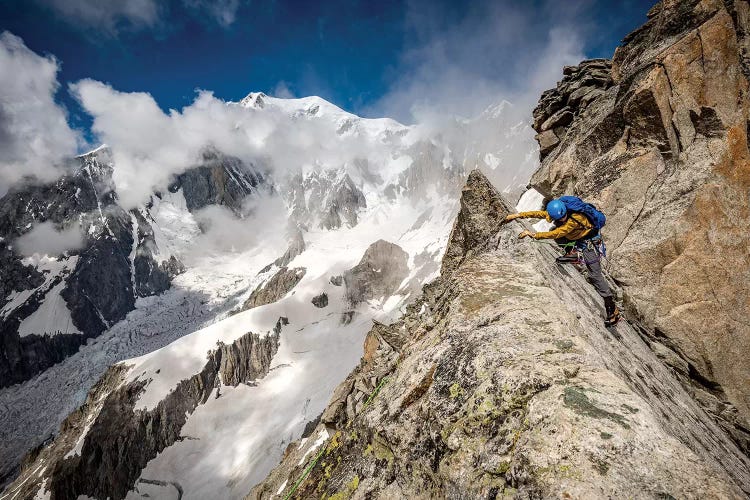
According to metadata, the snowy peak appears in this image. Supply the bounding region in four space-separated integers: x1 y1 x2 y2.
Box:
240 92 268 108
240 91 348 118
239 91 410 141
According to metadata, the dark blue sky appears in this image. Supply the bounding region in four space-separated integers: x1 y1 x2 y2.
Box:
1 0 656 134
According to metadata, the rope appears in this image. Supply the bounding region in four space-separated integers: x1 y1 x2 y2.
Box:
528 239 558 246
362 376 389 409
281 376 390 499
282 447 326 500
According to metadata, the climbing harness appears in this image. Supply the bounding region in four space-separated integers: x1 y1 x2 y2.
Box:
282 376 390 500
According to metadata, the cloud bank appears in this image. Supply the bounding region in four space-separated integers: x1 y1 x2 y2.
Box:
368 0 587 125
184 194 288 263
0 32 80 196
2 0 598 207
14 221 85 257
34 0 245 34
70 81 390 209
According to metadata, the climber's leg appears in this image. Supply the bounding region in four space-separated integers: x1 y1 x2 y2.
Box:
581 244 620 326
581 244 611 298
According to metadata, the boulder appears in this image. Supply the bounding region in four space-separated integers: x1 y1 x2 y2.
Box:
311 293 328 308
344 240 408 306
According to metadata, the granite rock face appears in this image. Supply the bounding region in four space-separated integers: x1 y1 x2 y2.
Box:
171 149 265 215
343 240 409 306
251 170 750 499
0 152 142 387
440 169 511 277
0 147 264 387
242 267 307 310
533 59 614 160
284 171 367 230
530 0 750 450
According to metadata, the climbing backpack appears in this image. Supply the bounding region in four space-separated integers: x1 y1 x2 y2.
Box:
558 196 606 231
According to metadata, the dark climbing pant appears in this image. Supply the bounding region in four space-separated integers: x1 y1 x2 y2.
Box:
555 237 612 299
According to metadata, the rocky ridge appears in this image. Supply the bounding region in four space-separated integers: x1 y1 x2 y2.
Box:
533 59 614 159
343 240 409 307
0 150 163 387
251 170 750 499
530 0 750 452
2 325 281 500
242 267 307 310
172 148 266 215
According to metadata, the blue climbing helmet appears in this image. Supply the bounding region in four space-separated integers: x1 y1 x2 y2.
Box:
546 199 567 220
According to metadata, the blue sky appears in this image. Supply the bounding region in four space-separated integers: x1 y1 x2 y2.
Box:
1 0 656 133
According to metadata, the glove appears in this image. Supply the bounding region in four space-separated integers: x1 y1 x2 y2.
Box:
503 213 520 223
518 230 534 239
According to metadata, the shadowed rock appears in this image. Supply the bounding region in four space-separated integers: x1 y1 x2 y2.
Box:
172 149 264 215
311 293 329 308
344 240 408 306
243 267 306 310
329 275 343 286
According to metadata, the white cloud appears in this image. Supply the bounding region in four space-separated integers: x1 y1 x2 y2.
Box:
14 221 85 257
35 0 244 34
183 0 243 27
367 0 587 124
272 81 295 99
184 193 287 263
36 0 161 34
0 32 80 197
70 80 384 209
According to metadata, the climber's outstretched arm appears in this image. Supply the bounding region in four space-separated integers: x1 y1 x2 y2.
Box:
503 210 548 223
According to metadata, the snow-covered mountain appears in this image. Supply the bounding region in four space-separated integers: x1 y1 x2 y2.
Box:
0 91 538 497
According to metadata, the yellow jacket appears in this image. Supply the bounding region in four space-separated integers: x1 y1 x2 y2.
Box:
515 210 594 240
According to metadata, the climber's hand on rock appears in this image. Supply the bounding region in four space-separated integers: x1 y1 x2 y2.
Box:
503 213 520 223
518 230 534 239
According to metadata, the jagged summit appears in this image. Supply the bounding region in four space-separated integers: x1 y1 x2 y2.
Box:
75 143 110 159
440 169 511 277
240 91 267 108
239 90 408 139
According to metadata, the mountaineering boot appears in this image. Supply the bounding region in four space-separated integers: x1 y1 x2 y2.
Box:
556 246 580 264
604 296 621 327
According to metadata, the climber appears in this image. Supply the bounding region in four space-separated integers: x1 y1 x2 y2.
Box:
503 197 620 327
